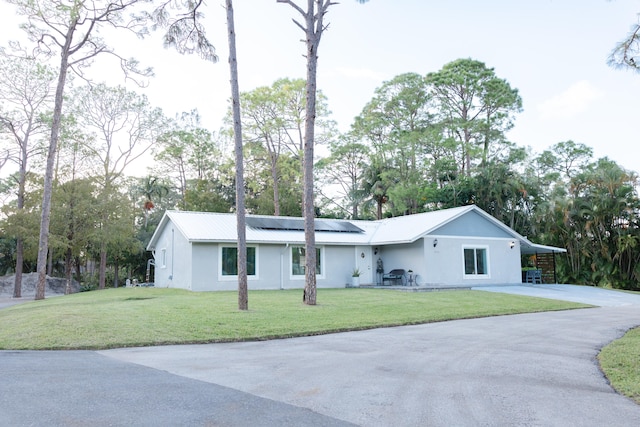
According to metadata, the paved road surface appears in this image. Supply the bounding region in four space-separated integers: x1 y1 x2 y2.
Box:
1 285 640 426
475 283 640 307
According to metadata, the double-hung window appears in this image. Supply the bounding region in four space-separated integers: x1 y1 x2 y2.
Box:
291 246 322 277
463 247 488 277
160 248 167 268
221 246 257 277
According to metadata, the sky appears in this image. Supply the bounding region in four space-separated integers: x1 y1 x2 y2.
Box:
1 0 639 175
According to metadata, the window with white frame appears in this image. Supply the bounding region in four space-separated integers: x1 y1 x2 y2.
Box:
463 246 488 277
291 246 322 277
221 246 257 277
160 248 167 268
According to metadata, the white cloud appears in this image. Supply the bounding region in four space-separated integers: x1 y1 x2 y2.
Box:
537 80 604 120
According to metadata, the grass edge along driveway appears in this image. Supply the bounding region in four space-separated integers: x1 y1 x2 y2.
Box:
0 287 589 350
599 326 640 404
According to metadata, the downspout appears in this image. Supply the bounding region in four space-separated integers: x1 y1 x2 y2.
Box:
280 243 289 290
148 249 157 284
169 228 174 280
145 259 155 283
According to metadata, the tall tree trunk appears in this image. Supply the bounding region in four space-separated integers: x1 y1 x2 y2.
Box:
13 238 23 298
74 256 82 285
301 0 324 306
99 244 107 289
65 247 73 295
483 109 490 167
47 246 53 275
13 135 28 298
113 258 119 288
227 0 248 310
463 126 471 176
270 152 281 216
35 23 75 300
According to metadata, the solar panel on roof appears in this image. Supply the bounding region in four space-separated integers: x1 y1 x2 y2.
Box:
314 220 334 232
246 217 363 233
246 217 304 231
315 220 363 233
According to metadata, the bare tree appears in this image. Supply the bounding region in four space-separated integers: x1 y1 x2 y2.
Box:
0 46 55 298
8 0 152 300
70 83 165 289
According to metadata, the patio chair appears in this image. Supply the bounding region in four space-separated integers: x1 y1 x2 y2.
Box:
525 269 542 284
382 269 407 286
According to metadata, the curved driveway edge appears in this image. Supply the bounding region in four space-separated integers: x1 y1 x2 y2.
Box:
0 350 354 427
3 286 640 425
102 305 640 426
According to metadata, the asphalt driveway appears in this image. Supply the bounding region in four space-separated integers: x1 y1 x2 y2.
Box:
474 283 640 307
100 286 640 426
2 285 640 426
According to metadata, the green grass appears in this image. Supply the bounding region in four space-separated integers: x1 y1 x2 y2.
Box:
0 287 589 350
599 327 640 404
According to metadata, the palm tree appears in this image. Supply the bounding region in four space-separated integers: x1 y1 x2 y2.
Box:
137 176 169 230
361 160 389 220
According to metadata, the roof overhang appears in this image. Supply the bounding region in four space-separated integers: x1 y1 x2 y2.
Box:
146 207 567 255
519 241 566 255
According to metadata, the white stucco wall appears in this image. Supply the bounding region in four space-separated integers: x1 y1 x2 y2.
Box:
374 240 425 284
185 243 357 291
322 245 357 288
191 243 217 291
151 225 522 291
280 244 354 290
424 236 521 286
152 223 192 290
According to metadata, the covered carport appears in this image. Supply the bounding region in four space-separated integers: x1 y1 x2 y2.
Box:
519 240 566 284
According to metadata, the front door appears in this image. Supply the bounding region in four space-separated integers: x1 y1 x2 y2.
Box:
355 246 373 285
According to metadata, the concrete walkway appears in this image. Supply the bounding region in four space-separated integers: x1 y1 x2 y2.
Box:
0 296 28 309
2 285 640 426
474 283 640 307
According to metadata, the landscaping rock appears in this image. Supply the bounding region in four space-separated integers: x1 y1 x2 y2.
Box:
0 273 80 296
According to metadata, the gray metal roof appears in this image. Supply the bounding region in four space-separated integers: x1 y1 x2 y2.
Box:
368 205 472 244
147 206 565 254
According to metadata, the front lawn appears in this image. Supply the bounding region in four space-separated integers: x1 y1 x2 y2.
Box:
0 287 589 350
599 327 640 404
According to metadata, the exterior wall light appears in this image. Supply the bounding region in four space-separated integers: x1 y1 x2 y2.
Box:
510 241 516 249
433 238 438 247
